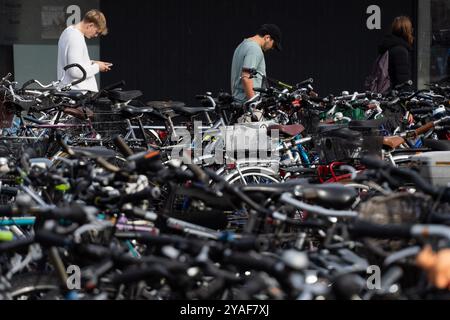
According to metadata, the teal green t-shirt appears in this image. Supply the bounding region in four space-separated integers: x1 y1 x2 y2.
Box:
230 39 266 103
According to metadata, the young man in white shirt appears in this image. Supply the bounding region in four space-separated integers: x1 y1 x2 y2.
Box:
57 9 112 92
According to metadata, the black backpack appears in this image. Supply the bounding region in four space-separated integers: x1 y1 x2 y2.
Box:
365 51 391 94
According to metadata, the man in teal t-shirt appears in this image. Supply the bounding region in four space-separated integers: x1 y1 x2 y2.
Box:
231 24 282 103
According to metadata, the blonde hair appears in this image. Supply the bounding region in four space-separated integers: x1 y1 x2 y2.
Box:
83 9 108 36
392 16 414 46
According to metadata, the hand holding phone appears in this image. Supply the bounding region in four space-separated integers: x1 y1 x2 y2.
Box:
96 61 113 72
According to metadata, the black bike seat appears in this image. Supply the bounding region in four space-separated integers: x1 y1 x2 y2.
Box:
108 90 142 102
318 127 361 140
300 184 358 210
53 91 85 100
120 105 156 118
171 105 215 116
268 124 306 137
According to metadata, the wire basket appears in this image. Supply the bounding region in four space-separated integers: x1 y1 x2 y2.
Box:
90 99 129 138
315 125 382 163
89 98 159 140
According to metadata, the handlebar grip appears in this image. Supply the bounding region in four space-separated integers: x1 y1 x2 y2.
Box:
21 80 36 91
64 64 87 87
113 135 134 157
349 220 412 239
415 122 435 136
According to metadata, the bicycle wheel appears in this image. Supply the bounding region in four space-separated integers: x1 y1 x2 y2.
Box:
224 168 280 185
9 273 62 300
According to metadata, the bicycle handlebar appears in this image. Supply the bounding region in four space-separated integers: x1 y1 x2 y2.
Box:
63 64 87 87
113 135 134 157
349 220 450 242
360 156 443 198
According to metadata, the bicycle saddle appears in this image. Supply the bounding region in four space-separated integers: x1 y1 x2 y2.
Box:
327 128 362 140
268 124 305 137
120 105 156 119
171 105 215 116
53 91 85 100
298 184 359 210
108 90 142 102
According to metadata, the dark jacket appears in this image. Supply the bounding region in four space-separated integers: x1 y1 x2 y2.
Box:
378 34 412 88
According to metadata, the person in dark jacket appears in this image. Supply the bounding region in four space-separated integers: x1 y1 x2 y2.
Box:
378 16 414 89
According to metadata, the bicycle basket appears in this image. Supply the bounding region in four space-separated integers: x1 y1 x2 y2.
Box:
315 125 382 163
90 98 128 138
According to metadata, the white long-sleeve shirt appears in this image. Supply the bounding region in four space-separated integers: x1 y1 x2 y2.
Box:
57 25 100 92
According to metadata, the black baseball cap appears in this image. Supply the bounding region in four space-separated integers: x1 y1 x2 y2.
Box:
258 24 282 51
